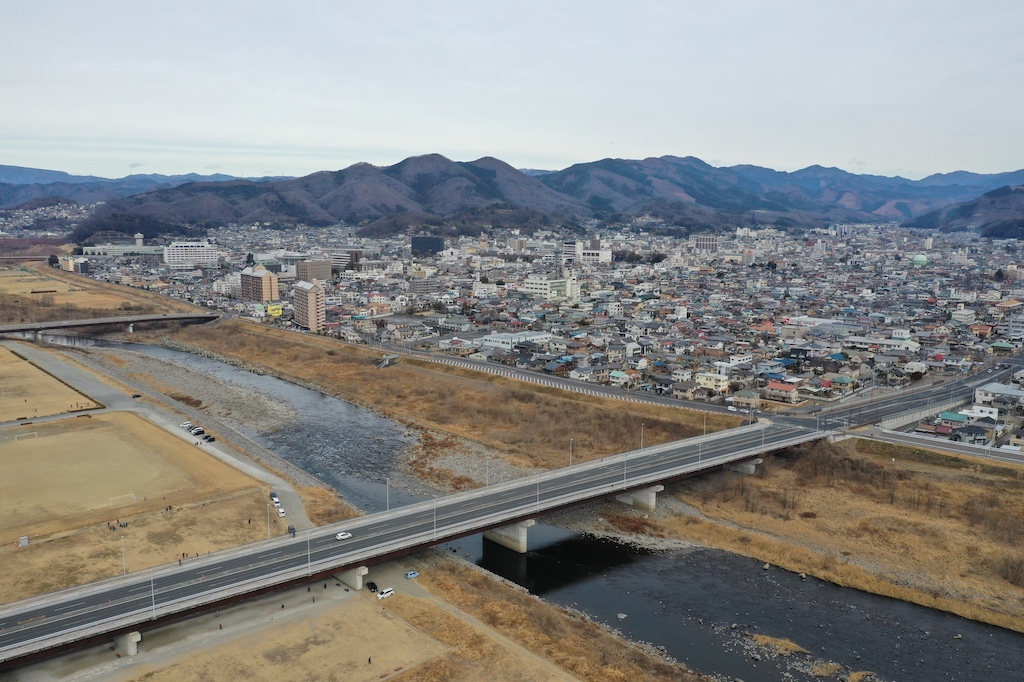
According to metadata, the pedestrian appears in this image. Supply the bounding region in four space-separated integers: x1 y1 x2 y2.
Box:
179 559 181 566
248 518 251 524
219 623 222 630
368 657 372 665
307 586 310 592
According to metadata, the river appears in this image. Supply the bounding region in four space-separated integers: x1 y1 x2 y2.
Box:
46 336 1024 681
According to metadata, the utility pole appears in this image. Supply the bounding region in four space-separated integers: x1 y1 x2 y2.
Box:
121 536 126 575
386 478 390 511
569 438 574 466
267 504 270 539
640 422 645 450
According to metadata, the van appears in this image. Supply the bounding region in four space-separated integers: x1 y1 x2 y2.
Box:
376 587 394 600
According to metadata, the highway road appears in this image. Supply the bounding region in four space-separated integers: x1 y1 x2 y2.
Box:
0 420 822 665
0 313 218 335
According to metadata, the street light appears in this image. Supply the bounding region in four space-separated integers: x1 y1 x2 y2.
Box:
307 530 312 576
640 422 645 450
386 477 390 511
569 438 574 466
266 503 270 539
121 536 126 575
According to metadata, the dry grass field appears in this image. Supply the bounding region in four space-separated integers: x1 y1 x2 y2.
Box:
0 346 100 421
0 488 275 604
0 264 197 325
154 321 739 471
0 412 259 544
649 438 1024 632
114 596 448 682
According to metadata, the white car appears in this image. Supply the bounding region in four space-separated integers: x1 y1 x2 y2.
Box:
272 499 281 508
180 422 192 429
277 508 286 517
335 531 352 541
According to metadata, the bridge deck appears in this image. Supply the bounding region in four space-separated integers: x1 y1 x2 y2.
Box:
0 421 826 665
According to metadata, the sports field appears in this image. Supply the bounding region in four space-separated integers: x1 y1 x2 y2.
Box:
0 411 258 543
0 345 100 422
0 267 130 310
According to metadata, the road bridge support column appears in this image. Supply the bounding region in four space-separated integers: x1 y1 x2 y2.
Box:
117 631 141 656
615 485 664 512
483 519 535 553
338 566 368 590
728 458 763 476
126 323 134 334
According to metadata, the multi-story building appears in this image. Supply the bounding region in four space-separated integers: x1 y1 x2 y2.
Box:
292 280 326 333
520 273 580 301
163 241 219 268
240 264 280 303
692 235 719 252
296 259 332 283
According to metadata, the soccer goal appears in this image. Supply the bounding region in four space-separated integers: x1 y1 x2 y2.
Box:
108 493 137 508
14 432 37 442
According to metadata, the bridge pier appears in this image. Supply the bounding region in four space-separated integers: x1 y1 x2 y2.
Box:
117 631 142 656
483 519 535 553
615 485 664 512
338 566 368 590
728 457 763 475
126 323 134 334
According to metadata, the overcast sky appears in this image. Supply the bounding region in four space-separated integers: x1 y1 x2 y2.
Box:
2 1 1023 179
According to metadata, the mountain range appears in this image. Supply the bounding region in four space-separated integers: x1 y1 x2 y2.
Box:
2 157 1021 240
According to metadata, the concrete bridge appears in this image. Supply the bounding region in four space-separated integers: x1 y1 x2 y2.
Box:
0 313 219 336
0 420 829 668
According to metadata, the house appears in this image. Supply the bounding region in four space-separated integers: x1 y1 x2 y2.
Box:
762 380 799 404
695 372 730 394
950 425 989 446
732 388 762 410
938 411 969 428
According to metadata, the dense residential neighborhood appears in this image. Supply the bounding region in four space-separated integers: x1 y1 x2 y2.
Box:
30 216 1024 447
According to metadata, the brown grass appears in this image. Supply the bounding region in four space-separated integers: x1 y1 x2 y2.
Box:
848 672 878 682
413 555 708 681
652 439 1024 633
297 485 361 525
0 264 198 325
0 345 101 421
0 412 259 543
147 320 739 471
812 662 843 677
0 488 274 604
750 634 808 656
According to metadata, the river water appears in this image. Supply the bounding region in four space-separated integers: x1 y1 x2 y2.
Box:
48 336 1024 681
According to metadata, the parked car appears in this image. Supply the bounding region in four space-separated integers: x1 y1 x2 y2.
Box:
277 508 286 517
131 394 141 399
205 436 215 442
180 422 192 429
405 570 419 579
335 531 352 540
273 499 281 507
365 581 378 593
376 587 394 600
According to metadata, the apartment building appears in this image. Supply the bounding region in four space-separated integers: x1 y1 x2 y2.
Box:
292 280 326 333
240 264 280 303
296 259 332 283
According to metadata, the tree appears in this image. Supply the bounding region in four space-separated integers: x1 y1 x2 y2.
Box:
47 254 59 267
245 252 255 266
995 269 1006 281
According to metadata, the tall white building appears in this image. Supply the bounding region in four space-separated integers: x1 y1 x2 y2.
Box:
520 273 580 302
164 241 219 268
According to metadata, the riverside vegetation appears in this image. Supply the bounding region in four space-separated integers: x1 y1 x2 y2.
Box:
146 320 739 473
650 439 1024 633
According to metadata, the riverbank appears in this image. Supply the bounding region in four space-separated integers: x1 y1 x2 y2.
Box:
120 322 1024 636
130 320 739 472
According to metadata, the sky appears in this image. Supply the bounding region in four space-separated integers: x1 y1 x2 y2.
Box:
2 1 1023 180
